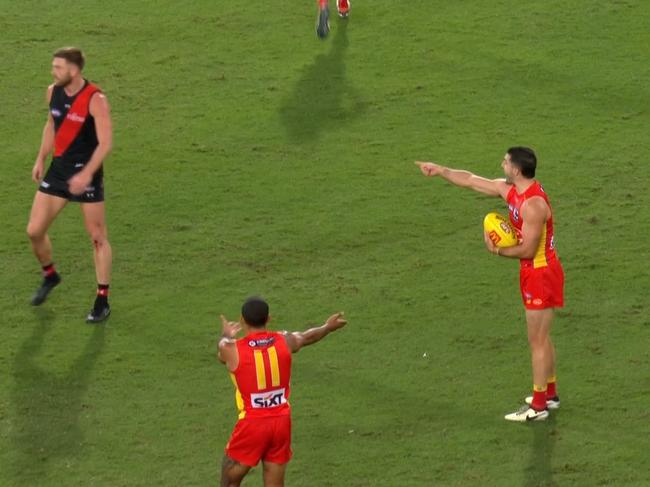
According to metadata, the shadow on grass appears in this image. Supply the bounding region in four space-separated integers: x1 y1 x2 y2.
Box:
9 308 107 481
524 414 558 487
279 19 366 143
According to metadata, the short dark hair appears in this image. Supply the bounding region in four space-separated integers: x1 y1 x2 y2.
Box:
241 296 269 327
53 47 85 70
507 146 537 178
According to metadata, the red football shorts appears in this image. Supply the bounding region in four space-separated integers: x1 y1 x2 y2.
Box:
225 415 292 467
519 258 564 310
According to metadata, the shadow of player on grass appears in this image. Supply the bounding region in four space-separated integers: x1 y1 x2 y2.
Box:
279 20 366 143
524 415 558 487
9 308 106 482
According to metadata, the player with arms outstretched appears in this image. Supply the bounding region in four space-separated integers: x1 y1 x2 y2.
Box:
416 147 564 422
218 296 348 486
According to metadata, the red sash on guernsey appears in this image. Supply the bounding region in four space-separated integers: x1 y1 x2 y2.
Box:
53 83 100 158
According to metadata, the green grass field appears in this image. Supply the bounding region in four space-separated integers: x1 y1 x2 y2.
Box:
1 1 650 485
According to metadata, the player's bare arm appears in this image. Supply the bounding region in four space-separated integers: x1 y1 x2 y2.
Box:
68 93 113 195
484 196 547 259
282 312 347 353
415 161 511 198
32 86 56 183
218 314 242 370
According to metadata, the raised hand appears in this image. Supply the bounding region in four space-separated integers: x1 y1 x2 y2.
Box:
415 161 443 177
220 314 242 339
325 312 347 331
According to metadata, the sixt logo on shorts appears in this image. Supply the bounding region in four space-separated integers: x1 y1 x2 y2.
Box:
66 112 86 123
248 337 275 347
51 109 62 118
251 388 287 408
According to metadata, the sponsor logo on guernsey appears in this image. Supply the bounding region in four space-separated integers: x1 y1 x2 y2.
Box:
251 388 287 408
74 163 84 168
507 204 520 222
533 298 543 306
248 337 275 347
51 109 62 118
66 112 86 123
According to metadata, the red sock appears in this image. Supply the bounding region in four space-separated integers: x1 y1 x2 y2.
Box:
97 284 110 297
319 0 328 8
546 376 557 398
531 386 547 411
42 263 57 277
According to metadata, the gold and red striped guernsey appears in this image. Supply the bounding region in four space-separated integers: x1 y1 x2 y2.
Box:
230 332 292 420
53 83 100 158
506 181 558 268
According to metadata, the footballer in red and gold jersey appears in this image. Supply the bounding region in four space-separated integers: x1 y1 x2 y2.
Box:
218 297 347 486
417 147 564 423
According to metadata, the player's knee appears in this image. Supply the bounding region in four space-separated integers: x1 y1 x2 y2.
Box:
528 335 546 350
26 222 45 241
87 225 107 243
89 231 108 248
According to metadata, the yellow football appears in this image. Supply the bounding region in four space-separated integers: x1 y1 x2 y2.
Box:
483 212 518 248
